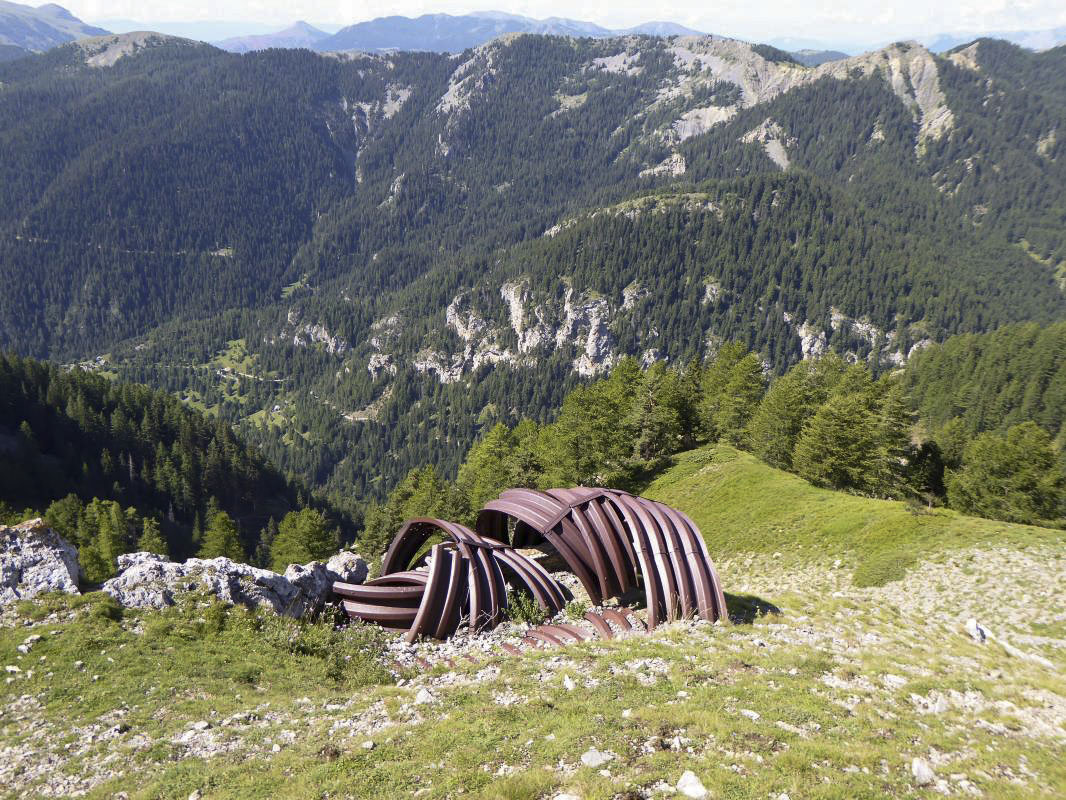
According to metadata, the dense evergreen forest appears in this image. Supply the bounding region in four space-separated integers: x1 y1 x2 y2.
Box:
0 33 1064 507
362 333 1066 563
0 355 346 577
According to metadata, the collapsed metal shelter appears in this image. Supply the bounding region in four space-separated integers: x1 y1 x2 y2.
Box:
334 487 727 642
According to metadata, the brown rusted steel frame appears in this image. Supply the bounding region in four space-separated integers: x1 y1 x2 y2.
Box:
583 611 615 639
673 507 729 622
599 607 635 631
340 515 568 641
405 543 449 643
478 497 602 604
475 488 727 630
334 582 424 601
526 627 566 646
340 600 419 623
338 488 725 642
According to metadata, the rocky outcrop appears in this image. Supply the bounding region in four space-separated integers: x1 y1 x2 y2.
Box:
284 552 369 611
740 118 794 169
644 38 953 152
102 551 368 617
0 519 81 604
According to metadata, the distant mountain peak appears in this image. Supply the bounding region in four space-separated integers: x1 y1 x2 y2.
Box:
216 20 329 53
313 11 702 54
0 0 107 50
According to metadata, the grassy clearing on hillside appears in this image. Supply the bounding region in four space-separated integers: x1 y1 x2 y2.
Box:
2 447 1063 798
3 549 1063 799
643 445 1064 586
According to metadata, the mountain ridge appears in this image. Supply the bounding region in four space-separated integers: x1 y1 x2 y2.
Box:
0 0 106 50
1 32 1063 501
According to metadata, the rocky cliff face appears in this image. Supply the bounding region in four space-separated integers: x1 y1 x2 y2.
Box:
0 519 81 604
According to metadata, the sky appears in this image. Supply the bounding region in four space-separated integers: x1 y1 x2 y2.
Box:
67 0 1066 48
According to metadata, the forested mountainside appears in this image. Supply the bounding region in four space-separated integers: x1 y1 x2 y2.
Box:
905 321 1066 447
0 354 337 567
1 32 1064 502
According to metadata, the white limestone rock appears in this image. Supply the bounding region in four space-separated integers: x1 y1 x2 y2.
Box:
284 551 369 611
103 550 366 617
0 519 81 604
676 769 709 798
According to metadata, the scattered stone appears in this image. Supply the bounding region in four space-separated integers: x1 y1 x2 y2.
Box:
740 708 761 721
580 747 613 768
912 757 936 786
361 740 375 750
882 674 907 689
188 791 201 800
74 661 84 670
563 674 576 691
190 720 211 731
414 688 436 705
676 770 709 798
0 519 81 604
554 794 581 800
965 618 988 643
622 708 632 718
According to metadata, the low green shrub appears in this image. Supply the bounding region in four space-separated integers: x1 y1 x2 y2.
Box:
506 589 548 625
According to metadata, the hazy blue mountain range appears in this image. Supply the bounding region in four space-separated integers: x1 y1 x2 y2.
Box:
0 41 27 60
789 49 849 66
0 1 105 50
216 21 330 53
313 12 704 53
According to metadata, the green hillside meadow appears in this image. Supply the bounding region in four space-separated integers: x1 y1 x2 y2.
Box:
3 446 1062 798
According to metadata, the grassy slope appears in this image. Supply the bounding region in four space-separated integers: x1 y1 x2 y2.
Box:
1 446 1063 799
643 445 1064 586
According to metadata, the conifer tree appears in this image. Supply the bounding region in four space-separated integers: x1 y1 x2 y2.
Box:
714 353 767 448
137 516 169 557
793 392 880 492
946 422 1065 524
254 517 279 568
198 508 244 560
269 508 338 572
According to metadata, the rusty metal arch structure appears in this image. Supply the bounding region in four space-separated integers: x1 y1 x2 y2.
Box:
335 488 727 641
335 518 566 643
477 488 728 628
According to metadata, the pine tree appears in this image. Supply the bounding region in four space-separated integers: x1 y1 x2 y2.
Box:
793 392 880 492
714 354 767 448
254 517 279 568
874 378 915 497
748 356 846 469
136 516 169 557
455 423 517 516
198 509 244 560
269 508 338 572
946 422 1065 524
699 342 749 440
